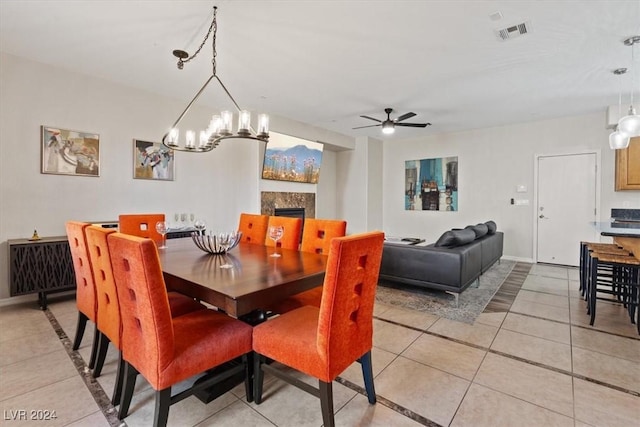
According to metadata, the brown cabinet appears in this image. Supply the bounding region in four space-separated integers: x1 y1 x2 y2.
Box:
615 136 640 191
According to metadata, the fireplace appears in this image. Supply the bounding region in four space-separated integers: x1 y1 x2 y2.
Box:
274 207 305 222
260 191 315 218
274 207 305 243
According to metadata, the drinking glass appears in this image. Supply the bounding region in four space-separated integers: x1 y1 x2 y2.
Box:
268 225 284 257
218 232 233 268
194 219 206 235
155 221 168 249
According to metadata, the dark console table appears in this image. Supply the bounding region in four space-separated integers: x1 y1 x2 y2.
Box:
8 236 75 309
8 229 195 309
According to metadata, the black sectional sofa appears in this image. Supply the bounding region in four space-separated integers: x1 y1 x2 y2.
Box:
379 221 503 305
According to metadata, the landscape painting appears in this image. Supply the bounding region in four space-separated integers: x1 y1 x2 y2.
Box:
262 132 323 184
405 156 458 211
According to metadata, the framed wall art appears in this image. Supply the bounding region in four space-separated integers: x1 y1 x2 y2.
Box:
41 126 100 176
262 132 324 184
405 156 458 211
133 139 175 181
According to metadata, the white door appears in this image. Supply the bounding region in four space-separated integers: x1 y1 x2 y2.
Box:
536 153 597 266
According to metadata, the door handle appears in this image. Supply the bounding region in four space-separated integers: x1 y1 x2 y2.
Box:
539 214 547 219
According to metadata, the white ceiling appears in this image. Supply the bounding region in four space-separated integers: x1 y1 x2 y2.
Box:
1 0 639 141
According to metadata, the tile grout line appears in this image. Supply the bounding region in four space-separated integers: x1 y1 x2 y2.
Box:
567 279 579 423
334 376 443 427
43 308 125 427
508 309 640 341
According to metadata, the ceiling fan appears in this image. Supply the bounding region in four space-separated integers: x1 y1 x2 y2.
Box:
353 108 431 134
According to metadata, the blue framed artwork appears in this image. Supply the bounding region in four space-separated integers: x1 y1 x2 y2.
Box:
405 156 458 211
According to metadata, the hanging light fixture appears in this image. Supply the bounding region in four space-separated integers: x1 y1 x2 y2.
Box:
610 68 630 150
616 36 640 140
162 6 269 152
381 121 395 134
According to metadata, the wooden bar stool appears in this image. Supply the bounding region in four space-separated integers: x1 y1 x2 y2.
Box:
580 242 629 298
588 250 640 333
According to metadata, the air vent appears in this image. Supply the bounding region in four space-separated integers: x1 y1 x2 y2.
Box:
495 21 531 41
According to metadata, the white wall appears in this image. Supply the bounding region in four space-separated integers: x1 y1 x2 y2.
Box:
0 53 343 300
336 136 384 234
382 113 640 261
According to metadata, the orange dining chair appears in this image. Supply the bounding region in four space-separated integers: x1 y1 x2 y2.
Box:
253 231 385 427
108 233 253 427
300 219 347 255
118 213 165 245
264 215 303 251
268 218 347 314
65 221 100 370
237 213 269 245
85 226 206 404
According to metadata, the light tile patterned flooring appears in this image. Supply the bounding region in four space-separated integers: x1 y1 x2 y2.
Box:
1 263 639 426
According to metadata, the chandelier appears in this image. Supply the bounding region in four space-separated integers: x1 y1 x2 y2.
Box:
162 6 269 152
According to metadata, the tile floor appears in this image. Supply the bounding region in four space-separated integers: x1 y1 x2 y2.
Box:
1 263 639 426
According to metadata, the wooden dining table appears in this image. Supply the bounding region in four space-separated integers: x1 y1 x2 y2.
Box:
157 237 328 319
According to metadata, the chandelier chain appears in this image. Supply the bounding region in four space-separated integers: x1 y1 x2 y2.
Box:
181 6 217 68
212 6 217 76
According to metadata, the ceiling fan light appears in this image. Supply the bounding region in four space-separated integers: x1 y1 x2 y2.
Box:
382 122 395 134
609 129 630 149
617 107 640 137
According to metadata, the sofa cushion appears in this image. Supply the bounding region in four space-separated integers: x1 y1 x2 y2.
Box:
466 224 488 239
435 229 476 247
475 223 489 237
485 220 497 235
434 231 456 247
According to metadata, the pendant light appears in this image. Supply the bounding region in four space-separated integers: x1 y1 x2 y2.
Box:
610 68 630 149
617 36 640 139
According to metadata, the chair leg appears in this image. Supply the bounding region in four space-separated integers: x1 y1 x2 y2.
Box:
244 353 254 402
253 353 265 404
118 361 139 419
88 323 100 369
359 351 376 404
589 256 598 325
72 312 88 350
92 332 110 378
154 388 171 427
111 351 125 406
319 380 335 427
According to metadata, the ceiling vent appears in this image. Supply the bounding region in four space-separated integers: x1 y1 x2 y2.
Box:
495 21 531 41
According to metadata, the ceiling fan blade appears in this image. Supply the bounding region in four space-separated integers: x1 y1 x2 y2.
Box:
353 124 382 129
395 112 416 122
396 122 431 128
360 115 382 123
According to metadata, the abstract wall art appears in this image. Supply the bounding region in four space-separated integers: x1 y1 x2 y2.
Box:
405 156 458 211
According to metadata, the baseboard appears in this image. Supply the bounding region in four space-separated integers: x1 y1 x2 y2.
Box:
0 294 38 308
0 290 76 308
